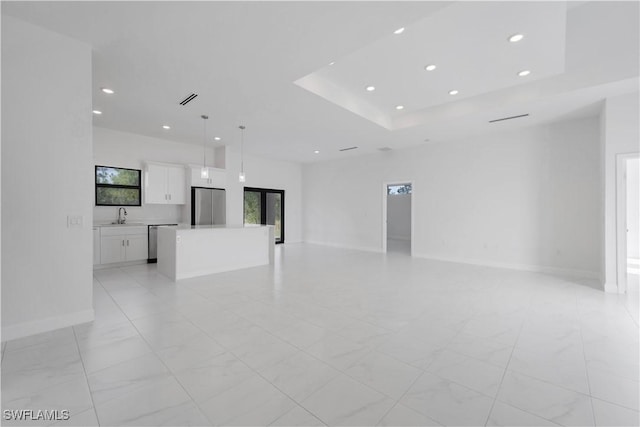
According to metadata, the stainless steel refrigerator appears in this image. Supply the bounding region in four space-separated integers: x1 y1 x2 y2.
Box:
191 187 226 226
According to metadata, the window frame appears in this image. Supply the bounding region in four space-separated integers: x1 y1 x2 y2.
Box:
95 165 142 207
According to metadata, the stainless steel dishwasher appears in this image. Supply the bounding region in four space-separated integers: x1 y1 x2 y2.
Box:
148 224 177 263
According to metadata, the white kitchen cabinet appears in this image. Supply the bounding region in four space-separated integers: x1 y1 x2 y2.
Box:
166 166 186 204
100 226 148 264
190 166 226 189
100 235 126 264
145 162 186 204
125 234 148 261
145 163 168 204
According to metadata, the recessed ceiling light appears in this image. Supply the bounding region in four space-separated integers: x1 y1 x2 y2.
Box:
394 27 405 35
92 110 102 115
508 34 524 43
214 136 221 141
366 85 376 92
329 61 335 66
395 105 404 110
518 70 531 77
162 125 171 130
314 150 320 154
425 64 437 71
101 87 115 94
449 90 459 95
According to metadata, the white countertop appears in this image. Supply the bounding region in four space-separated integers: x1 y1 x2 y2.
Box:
172 224 271 231
93 221 181 228
93 222 147 227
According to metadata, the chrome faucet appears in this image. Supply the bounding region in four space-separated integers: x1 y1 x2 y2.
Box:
117 207 127 224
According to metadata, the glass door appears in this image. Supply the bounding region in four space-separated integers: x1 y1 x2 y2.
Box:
266 192 282 242
243 187 285 243
243 190 262 225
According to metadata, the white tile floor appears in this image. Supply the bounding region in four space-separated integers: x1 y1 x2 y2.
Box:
2 243 639 426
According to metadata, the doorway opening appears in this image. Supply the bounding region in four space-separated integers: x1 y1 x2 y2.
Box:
243 187 285 244
624 157 639 309
616 153 640 296
383 182 413 255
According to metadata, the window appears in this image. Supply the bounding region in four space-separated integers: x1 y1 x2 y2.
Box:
387 184 412 195
243 187 285 243
95 165 142 206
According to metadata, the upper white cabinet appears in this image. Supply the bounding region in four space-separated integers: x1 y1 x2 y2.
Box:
145 162 186 204
189 166 226 189
166 166 186 203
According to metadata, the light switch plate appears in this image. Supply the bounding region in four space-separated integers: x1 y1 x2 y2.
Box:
67 215 83 228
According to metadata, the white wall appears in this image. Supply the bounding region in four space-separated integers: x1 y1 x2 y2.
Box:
602 92 640 291
2 16 94 340
94 127 303 242
387 194 411 241
627 158 640 260
304 117 601 280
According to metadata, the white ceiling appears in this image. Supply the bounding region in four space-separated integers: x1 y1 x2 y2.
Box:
297 1 568 129
3 1 638 163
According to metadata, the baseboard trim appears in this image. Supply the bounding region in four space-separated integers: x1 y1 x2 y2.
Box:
299 242 601 285
93 259 147 270
412 252 600 281
304 240 382 254
2 309 95 342
604 282 619 293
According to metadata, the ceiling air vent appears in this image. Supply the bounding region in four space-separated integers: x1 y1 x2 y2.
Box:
339 146 358 152
179 93 198 106
489 113 529 123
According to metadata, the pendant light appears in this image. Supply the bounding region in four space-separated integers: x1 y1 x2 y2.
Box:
200 115 209 179
238 125 246 183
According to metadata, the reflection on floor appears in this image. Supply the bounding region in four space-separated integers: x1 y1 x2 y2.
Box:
625 273 639 326
2 243 639 426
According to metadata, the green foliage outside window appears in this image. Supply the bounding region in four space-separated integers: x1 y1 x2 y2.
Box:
388 184 412 195
97 167 140 185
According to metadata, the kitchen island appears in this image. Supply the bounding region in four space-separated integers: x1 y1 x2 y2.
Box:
157 225 274 281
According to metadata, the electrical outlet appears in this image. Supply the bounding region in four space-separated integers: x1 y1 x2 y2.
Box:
67 215 83 228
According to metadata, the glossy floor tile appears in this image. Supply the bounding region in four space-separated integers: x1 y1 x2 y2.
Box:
1 244 638 426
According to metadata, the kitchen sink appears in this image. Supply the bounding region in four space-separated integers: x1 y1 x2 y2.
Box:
107 222 145 226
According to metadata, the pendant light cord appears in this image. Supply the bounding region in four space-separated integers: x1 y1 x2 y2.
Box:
239 125 245 173
201 115 208 169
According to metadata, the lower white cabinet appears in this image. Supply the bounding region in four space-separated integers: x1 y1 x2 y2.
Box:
125 234 148 261
101 235 127 264
99 226 148 264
